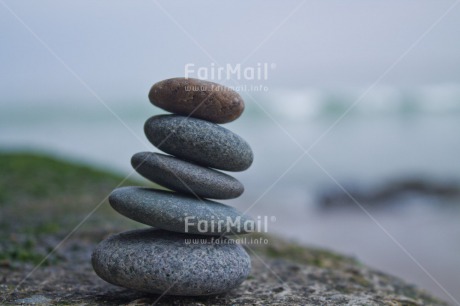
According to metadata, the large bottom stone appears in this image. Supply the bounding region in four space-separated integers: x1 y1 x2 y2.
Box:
91 228 251 296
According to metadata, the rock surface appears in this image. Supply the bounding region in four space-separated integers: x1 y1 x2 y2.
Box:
131 152 244 199
109 186 254 235
92 228 251 296
2 232 449 306
148 77 244 124
0 153 450 305
144 115 253 171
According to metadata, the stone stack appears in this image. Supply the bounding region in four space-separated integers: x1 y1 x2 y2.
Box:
92 78 255 296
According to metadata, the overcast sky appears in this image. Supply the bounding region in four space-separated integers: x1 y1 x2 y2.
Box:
1 0 460 105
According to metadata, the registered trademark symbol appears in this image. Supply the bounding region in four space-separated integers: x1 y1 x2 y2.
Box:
270 63 277 69
271 216 276 222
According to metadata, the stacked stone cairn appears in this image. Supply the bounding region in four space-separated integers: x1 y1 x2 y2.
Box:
92 78 255 296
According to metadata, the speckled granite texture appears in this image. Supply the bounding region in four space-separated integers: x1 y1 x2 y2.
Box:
109 186 254 235
91 228 251 296
144 115 253 171
131 152 244 199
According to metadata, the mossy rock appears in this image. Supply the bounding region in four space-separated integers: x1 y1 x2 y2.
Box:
0 152 449 305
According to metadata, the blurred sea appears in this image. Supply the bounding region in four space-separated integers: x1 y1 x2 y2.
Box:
1 85 460 302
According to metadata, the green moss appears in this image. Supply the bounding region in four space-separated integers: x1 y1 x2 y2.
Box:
0 152 132 202
24 222 61 235
0 151 150 264
347 271 371 287
0 239 49 266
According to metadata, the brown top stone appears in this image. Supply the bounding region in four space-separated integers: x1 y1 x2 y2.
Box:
148 78 244 124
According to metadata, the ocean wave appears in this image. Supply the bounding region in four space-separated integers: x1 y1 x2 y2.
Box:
242 84 460 121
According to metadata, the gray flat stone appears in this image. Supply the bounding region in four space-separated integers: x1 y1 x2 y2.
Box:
109 186 255 235
131 152 244 199
148 77 245 124
144 115 253 172
92 228 251 296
